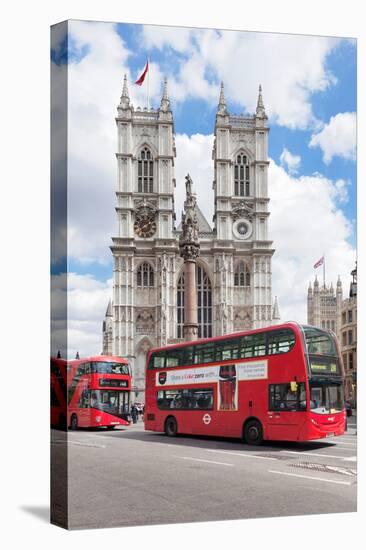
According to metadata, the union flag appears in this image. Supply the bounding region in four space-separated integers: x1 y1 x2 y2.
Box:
313 256 324 269
135 60 149 86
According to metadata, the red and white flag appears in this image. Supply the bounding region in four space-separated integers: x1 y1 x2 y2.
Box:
313 256 324 269
135 60 149 86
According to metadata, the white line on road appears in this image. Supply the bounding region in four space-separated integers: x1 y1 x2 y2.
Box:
176 456 234 467
206 449 277 460
53 439 106 448
280 450 355 462
268 470 352 486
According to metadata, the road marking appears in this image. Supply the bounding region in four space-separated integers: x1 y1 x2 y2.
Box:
176 456 233 467
52 439 106 449
280 450 355 462
206 449 277 461
268 470 352 486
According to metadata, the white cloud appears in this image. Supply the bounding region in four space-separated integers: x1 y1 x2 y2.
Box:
142 25 194 53
309 112 356 164
269 160 355 322
66 21 164 264
51 272 112 358
141 26 341 129
280 148 301 174
174 133 215 224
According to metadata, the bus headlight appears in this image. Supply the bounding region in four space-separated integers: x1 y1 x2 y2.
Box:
96 416 102 422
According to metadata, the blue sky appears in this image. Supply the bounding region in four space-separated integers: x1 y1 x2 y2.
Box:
51 20 357 356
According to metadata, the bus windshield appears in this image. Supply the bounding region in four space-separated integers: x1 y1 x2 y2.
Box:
310 382 344 414
83 390 130 416
303 327 340 376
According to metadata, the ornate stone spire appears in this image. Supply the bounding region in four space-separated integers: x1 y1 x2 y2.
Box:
120 74 130 109
308 281 313 295
179 174 200 341
272 296 281 322
217 81 228 115
256 84 267 119
160 77 170 112
105 299 113 317
179 174 200 261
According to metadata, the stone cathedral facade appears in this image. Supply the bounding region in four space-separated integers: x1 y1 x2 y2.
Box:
102 76 279 399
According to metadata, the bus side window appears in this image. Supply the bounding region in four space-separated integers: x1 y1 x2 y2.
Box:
267 329 295 355
151 352 165 369
182 346 194 366
166 349 184 368
194 344 215 365
216 339 240 361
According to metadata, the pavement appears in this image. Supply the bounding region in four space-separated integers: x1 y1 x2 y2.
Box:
51 415 357 530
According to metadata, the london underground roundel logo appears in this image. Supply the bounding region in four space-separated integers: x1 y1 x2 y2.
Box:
203 413 212 425
158 372 167 385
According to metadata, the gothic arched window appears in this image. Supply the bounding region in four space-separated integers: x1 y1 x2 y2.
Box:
234 153 250 197
136 262 154 288
234 262 250 287
138 147 154 193
176 266 213 339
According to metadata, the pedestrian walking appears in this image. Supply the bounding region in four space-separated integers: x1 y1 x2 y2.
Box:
130 404 137 424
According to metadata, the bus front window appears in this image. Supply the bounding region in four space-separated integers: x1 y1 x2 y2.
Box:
310 383 344 414
91 390 130 416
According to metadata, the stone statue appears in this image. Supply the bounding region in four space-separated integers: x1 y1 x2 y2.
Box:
185 173 193 199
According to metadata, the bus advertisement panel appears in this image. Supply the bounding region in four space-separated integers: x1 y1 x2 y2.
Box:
144 322 346 444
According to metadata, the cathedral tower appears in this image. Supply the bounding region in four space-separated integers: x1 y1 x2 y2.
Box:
212 84 274 331
110 76 177 397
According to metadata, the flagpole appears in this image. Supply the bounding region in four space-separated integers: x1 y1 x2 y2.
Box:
323 253 325 288
147 56 150 110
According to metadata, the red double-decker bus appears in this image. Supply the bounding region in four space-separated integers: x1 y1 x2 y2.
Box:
68 355 131 429
51 355 131 429
144 323 346 445
51 357 68 429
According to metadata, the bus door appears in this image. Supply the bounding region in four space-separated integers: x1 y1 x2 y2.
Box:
77 389 93 427
267 382 307 440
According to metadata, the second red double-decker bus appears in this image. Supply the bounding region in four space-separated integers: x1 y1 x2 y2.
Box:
67 355 131 429
144 322 346 444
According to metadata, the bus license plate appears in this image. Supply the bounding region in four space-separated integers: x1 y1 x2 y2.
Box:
326 432 335 438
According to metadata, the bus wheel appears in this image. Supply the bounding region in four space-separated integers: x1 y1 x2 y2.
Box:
106 426 116 430
70 414 78 431
164 416 178 437
244 419 263 445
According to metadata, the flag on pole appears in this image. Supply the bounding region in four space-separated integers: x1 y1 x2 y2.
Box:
313 256 324 269
135 60 149 86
